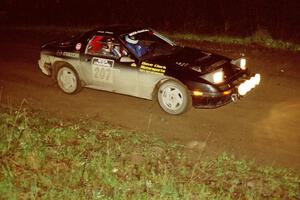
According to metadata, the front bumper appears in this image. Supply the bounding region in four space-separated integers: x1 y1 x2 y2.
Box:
192 73 261 108
38 59 52 76
192 94 232 108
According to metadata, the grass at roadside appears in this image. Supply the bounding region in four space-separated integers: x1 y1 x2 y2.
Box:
168 32 300 51
0 105 299 199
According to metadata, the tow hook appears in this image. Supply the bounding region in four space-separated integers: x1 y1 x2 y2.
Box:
231 93 239 102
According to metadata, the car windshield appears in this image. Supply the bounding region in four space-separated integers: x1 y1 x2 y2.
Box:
120 29 177 59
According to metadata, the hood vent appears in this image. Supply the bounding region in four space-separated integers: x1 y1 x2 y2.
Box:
176 62 189 67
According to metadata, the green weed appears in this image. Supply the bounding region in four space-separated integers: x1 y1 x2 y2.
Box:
0 106 299 199
168 31 300 51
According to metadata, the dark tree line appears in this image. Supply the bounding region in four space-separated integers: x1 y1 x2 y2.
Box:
1 0 300 42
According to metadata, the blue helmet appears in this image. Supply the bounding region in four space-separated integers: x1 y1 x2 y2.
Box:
125 35 138 44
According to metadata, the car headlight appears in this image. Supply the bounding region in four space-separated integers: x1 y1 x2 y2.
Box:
201 68 224 84
231 58 247 70
240 58 246 70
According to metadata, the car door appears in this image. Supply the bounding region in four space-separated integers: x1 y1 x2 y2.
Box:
80 34 138 96
113 57 139 97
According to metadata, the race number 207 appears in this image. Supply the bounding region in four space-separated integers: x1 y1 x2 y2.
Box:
92 58 114 83
94 66 112 82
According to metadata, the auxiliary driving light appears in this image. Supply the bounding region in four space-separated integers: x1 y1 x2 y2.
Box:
237 74 261 96
254 74 261 85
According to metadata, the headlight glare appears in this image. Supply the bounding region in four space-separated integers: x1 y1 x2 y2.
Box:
237 73 261 96
212 70 224 84
254 74 261 85
231 58 247 70
240 58 246 70
201 68 224 84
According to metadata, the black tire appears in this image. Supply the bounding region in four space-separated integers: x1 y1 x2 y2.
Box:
56 65 81 94
157 80 191 115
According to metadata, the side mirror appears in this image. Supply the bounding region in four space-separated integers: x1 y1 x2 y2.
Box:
120 56 135 63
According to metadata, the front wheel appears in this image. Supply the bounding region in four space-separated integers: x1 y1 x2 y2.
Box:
157 80 191 115
56 65 81 94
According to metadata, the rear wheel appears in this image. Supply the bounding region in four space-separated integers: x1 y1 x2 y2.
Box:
157 80 191 115
56 66 81 94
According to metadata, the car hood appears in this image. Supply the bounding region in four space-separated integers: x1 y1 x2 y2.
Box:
144 46 232 75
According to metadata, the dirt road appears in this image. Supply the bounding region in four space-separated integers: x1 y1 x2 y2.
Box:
1 31 300 173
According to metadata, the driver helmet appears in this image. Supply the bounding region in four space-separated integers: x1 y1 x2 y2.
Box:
125 35 138 44
106 38 113 44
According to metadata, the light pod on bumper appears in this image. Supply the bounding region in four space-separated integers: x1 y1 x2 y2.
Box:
238 74 261 96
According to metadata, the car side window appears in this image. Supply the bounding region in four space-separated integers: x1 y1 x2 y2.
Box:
86 35 128 59
86 35 104 55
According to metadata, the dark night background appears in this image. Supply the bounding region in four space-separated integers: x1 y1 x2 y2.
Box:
1 0 300 42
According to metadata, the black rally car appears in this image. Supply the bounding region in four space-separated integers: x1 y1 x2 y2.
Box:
38 26 260 115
